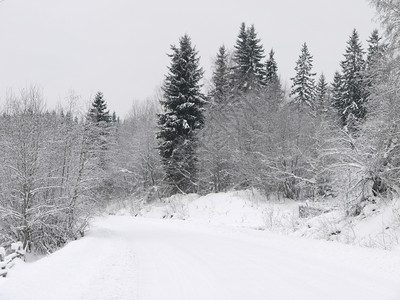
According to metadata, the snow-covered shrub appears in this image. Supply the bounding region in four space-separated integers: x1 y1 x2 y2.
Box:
261 203 300 232
164 195 190 220
299 203 325 218
0 247 5 262
282 209 301 233
0 241 26 277
262 205 280 230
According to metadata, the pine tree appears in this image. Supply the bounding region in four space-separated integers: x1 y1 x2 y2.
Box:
158 34 206 194
339 29 366 130
211 45 230 103
88 92 111 124
87 92 112 170
232 23 266 91
290 43 316 108
315 73 328 114
247 25 266 86
264 49 283 111
331 71 343 115
265 49 279 86
366 29 386 70
365 29 387 101
233 23 248 83
112 111 117 123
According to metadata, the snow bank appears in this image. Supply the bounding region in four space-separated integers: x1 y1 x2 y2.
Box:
137 190 299 231
126 190 400 251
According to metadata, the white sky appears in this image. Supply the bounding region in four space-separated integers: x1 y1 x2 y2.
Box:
0 0 378 118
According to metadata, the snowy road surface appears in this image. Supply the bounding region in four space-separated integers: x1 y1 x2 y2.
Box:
1 216 400 300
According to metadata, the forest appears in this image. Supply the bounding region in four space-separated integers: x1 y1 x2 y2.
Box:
1 0 399 254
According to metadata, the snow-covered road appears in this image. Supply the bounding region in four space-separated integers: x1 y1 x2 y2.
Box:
1 216 400 300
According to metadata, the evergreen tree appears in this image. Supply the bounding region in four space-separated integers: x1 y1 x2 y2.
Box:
88 92 111 124
364 29 387 101
290 43 316 108
112 111 117 123
264 49 283 111
315 73 328 113
158 34 206 194
87 92 112 170
338 29 366 130
265 49 279 86
233 22 248 78
366 29 386 70
211 45 230 103
232 23 266 91
246 25 266 86
331 71 343 120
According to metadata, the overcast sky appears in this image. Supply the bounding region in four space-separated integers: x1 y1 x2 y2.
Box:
0 0 378 118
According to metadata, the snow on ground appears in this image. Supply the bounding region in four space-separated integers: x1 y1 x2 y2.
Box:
1 190 400 299
1 216 400 300
126 190 400 250
133 190 299 231
295 198 400 250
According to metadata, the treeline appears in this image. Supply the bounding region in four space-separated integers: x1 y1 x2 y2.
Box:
0 90 119 253
157 21 387 202
2 0 400 253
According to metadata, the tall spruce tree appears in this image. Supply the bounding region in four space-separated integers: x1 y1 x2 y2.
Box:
331 71 343 121
87 91 112 170
88 92 111 124
365 29 386 101
264 49 283 110
265 49 279 86
158 34 206 194
211 45 230 103
366 29 386 70
233 23 248 80
232 23 266 91
290 43 316 108
338 29 366 130
247 25 266 86
315 73 328 114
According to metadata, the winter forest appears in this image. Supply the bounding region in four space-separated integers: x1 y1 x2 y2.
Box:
0 0 400 259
